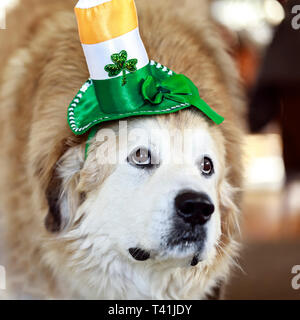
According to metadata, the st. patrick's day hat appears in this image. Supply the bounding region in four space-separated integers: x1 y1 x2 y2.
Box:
68 0 224 149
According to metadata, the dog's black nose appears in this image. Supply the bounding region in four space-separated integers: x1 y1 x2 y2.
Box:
175 191 214 226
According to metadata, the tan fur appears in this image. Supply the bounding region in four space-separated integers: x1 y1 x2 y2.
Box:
0 0 244 299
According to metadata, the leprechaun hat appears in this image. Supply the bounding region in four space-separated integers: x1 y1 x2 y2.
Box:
68 0 224 136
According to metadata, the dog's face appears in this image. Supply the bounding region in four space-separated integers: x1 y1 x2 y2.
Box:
47 114 231 272
44 112 239 299
88 118 222 267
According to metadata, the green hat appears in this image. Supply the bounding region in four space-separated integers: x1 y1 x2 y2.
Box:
68 0 224 146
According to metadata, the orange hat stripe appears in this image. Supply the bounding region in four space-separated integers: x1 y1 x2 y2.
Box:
75 0 138 45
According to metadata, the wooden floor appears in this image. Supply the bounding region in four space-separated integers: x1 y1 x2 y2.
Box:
225 240 300 300
225 189 300 300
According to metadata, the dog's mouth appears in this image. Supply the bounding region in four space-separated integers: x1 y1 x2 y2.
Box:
128 246 200 266
128 225 207 267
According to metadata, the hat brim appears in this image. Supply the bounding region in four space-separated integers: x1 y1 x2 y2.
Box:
68 85 193 135
68 63 224 135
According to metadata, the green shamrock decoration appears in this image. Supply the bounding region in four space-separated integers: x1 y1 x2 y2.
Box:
104 50 138 86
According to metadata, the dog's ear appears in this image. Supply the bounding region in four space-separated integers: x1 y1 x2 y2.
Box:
45 145 85 233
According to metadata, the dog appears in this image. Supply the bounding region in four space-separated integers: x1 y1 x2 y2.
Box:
0 0 244 299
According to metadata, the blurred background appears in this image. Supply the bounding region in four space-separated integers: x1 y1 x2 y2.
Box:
210 0 300 299
1 0 299 299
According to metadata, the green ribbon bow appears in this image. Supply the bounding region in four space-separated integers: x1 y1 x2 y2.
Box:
141 74 224 125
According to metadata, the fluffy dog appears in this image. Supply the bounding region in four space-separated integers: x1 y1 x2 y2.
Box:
0 0 244 299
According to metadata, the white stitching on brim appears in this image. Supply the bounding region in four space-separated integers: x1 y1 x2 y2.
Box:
70 103 189 133
68 63 183 133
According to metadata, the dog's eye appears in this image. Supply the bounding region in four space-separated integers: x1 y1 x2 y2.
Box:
127 147 152 168
200 157 214 176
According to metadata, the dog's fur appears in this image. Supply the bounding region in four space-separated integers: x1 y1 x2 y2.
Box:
0 0 244 299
